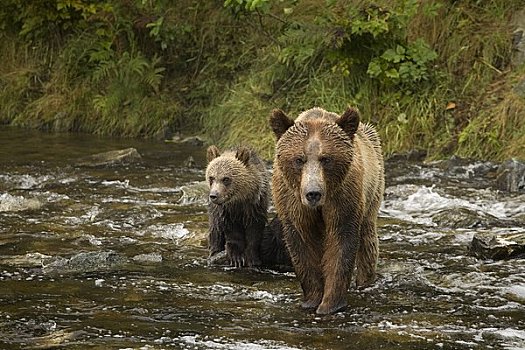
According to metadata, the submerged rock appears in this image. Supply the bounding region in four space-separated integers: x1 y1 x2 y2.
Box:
75 148 142 167
43 251 126 274
132 252 163 263
207 250 229 266
495 159 525 193
469 232 525 260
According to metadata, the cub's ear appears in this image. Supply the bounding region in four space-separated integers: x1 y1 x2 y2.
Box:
270 109 294 140
206 145 221 163
235 146 251 166
336 107 360 138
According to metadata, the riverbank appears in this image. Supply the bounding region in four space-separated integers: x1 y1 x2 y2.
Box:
0 0 524 161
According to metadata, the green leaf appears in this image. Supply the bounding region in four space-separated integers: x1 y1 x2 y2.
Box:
385 68 400 79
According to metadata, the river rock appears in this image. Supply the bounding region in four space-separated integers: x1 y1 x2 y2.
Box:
132 252 163 263
207 250 229 266
433 156 497 179
166 135 205 147
469 232 525 260
178 181 208 205
0 252 53 267
75 148 142 167
495 159 525 193
43 251 126 274
432 208 508 229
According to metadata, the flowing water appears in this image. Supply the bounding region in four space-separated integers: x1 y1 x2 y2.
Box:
0 126 524 350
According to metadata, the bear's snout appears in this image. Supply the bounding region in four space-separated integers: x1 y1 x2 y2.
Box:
209 189 224 205
305 191 322 205
300 161 325 208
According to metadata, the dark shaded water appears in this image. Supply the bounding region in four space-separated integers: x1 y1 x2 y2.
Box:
0 126 524 349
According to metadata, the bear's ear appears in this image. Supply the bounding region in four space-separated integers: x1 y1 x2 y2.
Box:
207 145 221 163
336 107 360 137
270 109 294 140
235 146 251 166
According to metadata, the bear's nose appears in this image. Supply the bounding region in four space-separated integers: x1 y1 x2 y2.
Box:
305 191 322 204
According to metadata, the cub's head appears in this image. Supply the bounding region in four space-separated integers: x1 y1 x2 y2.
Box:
205 145 252 205
269 107 360 208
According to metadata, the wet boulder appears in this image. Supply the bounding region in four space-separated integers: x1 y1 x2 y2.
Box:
76 148 142 167
495 159 525 193
469 232 525 260
433 155 498 179
431 208 509 229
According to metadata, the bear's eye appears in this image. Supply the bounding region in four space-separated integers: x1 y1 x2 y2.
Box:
208 176 215 185
293 157 305 168
319 156 332 166
222 177 232 186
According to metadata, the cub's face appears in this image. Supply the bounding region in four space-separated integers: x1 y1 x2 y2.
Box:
205 145 251 205
206 159 239 205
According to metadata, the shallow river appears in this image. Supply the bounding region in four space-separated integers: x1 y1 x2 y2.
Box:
0 126 524 349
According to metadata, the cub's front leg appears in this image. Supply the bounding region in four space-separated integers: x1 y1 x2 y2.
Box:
243 219 264 267
208 206 225 257
225 222 246 267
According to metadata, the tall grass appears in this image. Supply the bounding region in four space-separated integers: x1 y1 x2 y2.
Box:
204 0 525 160
0 0 524 161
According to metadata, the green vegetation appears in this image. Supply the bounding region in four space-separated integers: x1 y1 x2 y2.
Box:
0 0 524 160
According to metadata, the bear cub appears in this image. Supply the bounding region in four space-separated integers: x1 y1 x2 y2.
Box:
205 145 269 267
269 107 385 315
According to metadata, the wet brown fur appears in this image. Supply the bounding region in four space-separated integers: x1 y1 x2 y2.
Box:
269 107 384 315
205 145 269 267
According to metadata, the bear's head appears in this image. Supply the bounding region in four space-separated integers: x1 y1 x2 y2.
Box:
205 145 254 205
270 107 360 208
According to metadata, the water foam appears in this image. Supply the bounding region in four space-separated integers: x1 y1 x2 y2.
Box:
382 185 525 225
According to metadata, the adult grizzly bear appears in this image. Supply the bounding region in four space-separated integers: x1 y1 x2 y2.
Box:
206 145 269 267
269 107 384 315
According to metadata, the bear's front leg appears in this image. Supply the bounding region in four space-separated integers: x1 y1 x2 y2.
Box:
208 206 226 257
283 222 324 309
225 223 246 267
243 220 264 267
316 217 360 315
